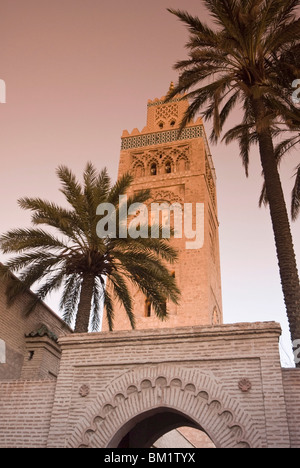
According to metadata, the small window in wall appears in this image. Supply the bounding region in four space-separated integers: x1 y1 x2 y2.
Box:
145 298 152 317
0 339 6 364
161 301 167 316
212 307 220 325
150 163 157 176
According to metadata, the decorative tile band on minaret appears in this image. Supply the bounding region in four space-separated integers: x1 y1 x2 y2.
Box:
121 125 204 150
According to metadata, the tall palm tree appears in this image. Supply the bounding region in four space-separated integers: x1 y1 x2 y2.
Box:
0 163 180 333
221 40 300 220
291 163 300 220
167 0 300 363
255 41 300 220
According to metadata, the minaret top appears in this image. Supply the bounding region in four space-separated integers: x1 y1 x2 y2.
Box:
146 82 184 108
169 81 175 93
121 84 203 139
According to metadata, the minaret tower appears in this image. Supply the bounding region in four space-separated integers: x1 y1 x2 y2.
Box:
102 85 223 331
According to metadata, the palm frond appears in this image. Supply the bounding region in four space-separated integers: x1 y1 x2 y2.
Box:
61 274 82 326
292 164 300 220
56 165 87 220
3 251 59 273
5 256 64 305
109 271 135 329
107 173 133 205
264 17 300 53
0 228 69 254
90 277 104 332
103 285 114 332
82 163 106 247
167 8 219 44
18 197 86 246
123 255 180 309
1 163 181 331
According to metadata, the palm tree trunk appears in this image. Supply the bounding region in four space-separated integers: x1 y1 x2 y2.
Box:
74 275 94 333
252 99 300 366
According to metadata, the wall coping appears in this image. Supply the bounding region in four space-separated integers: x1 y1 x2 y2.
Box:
25 335 61 357
58 321 282 349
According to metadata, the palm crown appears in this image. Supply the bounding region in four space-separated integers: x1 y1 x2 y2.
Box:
168 1 300 131
0 163 180 333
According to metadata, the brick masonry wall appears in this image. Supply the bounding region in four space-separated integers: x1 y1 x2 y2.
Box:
0 380 56 448
282 369 300 448
178 427 216 449
0 277 72 380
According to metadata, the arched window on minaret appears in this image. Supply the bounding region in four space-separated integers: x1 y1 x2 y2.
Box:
165 161 172 174
150 163 157 176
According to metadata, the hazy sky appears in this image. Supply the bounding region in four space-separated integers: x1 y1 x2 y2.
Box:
0 0 299 365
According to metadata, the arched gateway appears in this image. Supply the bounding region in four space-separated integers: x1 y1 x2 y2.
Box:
68 364 261 449
42 322 293 449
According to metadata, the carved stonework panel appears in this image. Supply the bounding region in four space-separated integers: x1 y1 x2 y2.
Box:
79 385 90 398
155 104 179 123
152 190 183 205
238 379 252 393
131 145 190 178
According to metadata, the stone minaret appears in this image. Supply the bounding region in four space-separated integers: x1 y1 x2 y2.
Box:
102 85 222 331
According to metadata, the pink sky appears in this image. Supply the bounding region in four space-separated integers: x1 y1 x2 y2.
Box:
0 0 299 364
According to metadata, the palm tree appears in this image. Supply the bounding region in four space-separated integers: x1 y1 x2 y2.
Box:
167 0 300 363
292 164 300 220
0 163 180 333
258 138 300 221
222 41 300 221
256 41 300 220
222 94 300 221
